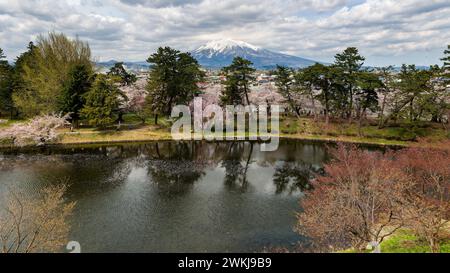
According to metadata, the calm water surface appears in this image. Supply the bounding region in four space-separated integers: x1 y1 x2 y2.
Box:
0 140 330 253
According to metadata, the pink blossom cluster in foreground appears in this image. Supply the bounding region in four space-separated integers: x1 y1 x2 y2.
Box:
0 114 69 147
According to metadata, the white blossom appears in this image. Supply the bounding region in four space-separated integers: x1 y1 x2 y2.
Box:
0 114 69 147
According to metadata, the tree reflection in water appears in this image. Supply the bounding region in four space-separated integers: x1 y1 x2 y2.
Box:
146 142 208 195
273 162 318 195
0 141 325 197
221 142 254 192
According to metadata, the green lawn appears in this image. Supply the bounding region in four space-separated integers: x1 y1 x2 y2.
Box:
280 117 449 143
381 229 450 253
0 118 25 128
341 228 450 253
1 114 448 148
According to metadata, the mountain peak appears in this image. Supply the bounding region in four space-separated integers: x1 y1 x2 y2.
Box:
191 39 318 69
196 39 260 53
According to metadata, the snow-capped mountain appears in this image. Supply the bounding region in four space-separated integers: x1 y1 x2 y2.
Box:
191 39 318 69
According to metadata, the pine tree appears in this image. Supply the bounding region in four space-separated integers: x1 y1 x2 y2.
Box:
397 65 433 122
334 47 365 120
442 45 450 77
145 47 204 125
376 66 395 128
355 71 381 134
0 48 14 118
302 64 335 124
59 63 93 126
220 57 255 106
11 42 39 117
274 65 300 116
81 74 126 128
107 62 136 86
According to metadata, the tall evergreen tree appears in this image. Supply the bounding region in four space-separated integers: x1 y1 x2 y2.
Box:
274 65 300 116
81 74 126 128
376 66 395 128
0 48 14 118
220 57 255 106
220 75 243 106
305 64 337 124
59 63 93 127
107 62 137 86
355 71 381 133
10 42 38 117
396 65 433 122
145 47 204 125
442 45 450 77
423 65 449 123
334 47 365 120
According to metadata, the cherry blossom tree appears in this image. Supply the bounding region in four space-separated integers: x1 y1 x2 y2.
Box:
119 77 148 123
0 114 69 147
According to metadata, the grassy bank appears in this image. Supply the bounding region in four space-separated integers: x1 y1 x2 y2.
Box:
58 116 449 147
59 125 173 144
342 227 450 253
1 115 449 148
0 119 24 128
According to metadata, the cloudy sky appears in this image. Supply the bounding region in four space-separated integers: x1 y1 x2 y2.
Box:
0 0 449 66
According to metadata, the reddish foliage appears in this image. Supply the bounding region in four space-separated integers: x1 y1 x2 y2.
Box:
297 144 410 251
394 146 450 252
297 142 450 252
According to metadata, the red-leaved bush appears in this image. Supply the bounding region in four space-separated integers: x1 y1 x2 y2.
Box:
297 142 450 253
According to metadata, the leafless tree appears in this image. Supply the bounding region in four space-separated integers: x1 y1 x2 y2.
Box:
395 144 450 253
0 184 75 253
296 144 411 252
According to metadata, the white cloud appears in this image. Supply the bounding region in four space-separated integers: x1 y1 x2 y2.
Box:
0 0 449 66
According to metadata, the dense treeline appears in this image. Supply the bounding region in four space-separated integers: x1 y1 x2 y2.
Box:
0 33 205 129
217 47 450 135
0 32 449 133
272 47 450 129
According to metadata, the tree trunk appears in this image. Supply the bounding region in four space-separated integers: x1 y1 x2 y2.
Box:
291 102 300 117
348 87 353 123
116 112 124 123
431 114 439 123
242 143 254 186
310 91 317 121
379 98 411 128
73 118 79 129
358 109 366 137
154 114 158 125
429 237 440 253
378 94 387 127
244 85 250 106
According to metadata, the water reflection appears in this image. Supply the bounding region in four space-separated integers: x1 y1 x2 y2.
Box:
221 142 254 192
273 162 315 195
0 140 330 252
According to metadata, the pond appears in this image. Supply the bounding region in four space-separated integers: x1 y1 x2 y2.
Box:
0 140 332 253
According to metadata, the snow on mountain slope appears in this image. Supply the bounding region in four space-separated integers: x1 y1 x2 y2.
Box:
191 39 318 69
